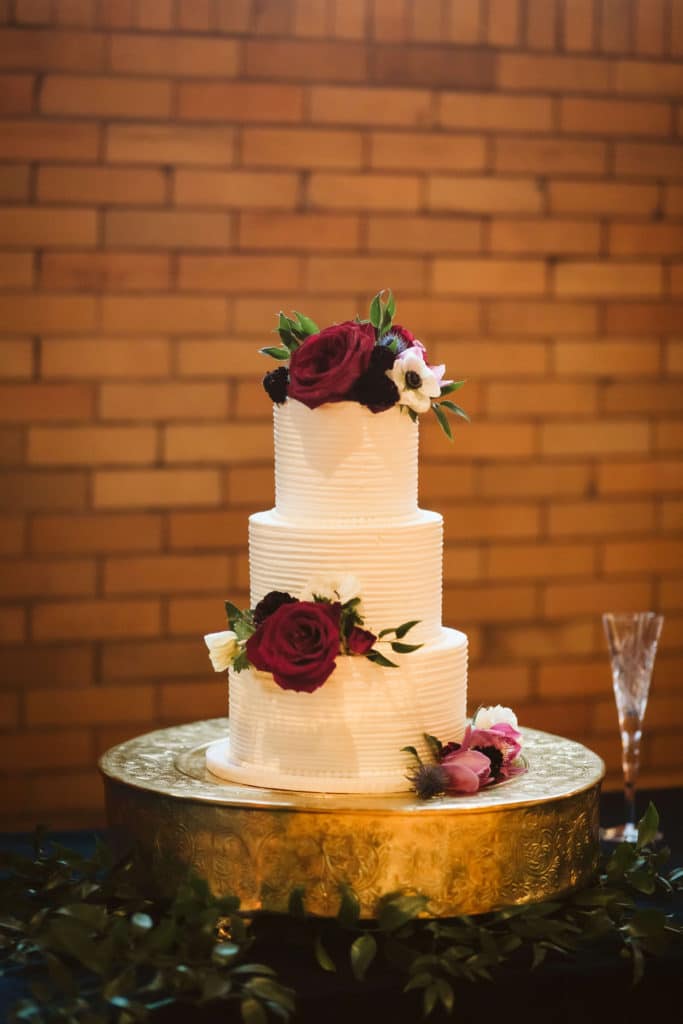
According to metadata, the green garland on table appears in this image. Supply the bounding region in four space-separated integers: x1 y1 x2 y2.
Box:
1 804 682 1023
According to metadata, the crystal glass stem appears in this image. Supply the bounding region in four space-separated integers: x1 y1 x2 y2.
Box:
620 711 642 837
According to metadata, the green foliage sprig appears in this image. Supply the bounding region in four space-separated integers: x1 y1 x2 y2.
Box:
3 813 681 1021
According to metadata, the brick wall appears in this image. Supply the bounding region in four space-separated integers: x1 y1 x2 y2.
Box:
1 0 682 829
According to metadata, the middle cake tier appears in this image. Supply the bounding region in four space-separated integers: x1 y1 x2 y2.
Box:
249 509 443 644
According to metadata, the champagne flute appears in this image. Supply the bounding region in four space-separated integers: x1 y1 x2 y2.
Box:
600 611 663 843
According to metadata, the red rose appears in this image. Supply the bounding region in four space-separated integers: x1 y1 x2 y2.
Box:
288 320 376 409
246 600 341 692
347 626 376 654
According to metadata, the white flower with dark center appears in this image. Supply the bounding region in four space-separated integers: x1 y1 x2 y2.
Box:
387 349 442 414
204 630 239 672
299 574 361 606
472 705 519 730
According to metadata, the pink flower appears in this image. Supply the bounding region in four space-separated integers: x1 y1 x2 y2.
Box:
440 747 492 794
464 722 524 781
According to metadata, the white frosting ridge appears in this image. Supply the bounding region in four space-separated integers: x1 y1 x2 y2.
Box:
249 508 443 643
274 399 418 523
207 627 468 794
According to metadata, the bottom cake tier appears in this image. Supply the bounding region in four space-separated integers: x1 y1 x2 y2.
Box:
206 627 468 794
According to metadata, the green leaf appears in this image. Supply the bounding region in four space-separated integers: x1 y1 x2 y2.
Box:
232 650 250 673
225 601 242 627
390 641 423 654
432 403 453 441
395 619 420 639
369 292 383 330
407 407 419 423
365 650 398 669
241 996 268 1024
386 291 396 320
314 934 336 973
350 933 377 981
440 379 466 395
259 346 290 361
439 400 470 422
294 312 319 336
436 978 454 1013
423 734 443 762
637 802 659 849
337 884 360 928
401 745 422 765
377 892 429 933
423 983 439 1017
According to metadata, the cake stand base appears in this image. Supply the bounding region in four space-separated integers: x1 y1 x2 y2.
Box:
99 719 604 919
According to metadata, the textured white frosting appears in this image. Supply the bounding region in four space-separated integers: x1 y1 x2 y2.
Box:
249 509 443 643
207 627 468 794
274 400 418 522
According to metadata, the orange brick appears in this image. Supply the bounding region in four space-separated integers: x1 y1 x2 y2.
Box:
33 599 161 640
675 0 683 53
428 175 542 214
28 425 156 465
0 729 92 771
177 0 210 30
599 0 632 52
431 339 546 376
479 462 591 498
634 0 665 54
331 0 365 38
562 0 594 50
488 542 597 580
445 583 536 623
225 465 273 507
0 383 93 421
306 255 425 293
99 0 134 27
160 681 226 721
15 0 52 24
0 690 20 728
378 215 482 255
671 264 683 295
468 663 531 704
233 378 273 419
32 513 162 554
422 420 534 459
490 218 600 254
665 339 683 373
604 539 683 574
561 97 670 136
38 164 165 205
603 380 682 413
487 380 597 417
438 544 483 583
538 659 614 698
0 607 25 643
433 258 545 296
310 84 432 125
179 255 302 293
554 261 662 297
616 142 683 178
411 0 445 42
105 210 231 249
242 127 362 169
554 339 660 376
100 382 226 421
168 595 235 636
0 251 33 288
26 684 156 725
240 212 361 252
308 172 420 211
0 557 95 597
177 339 266 377
499 54 609 91
370 130 485 171
110 32 239 76
655 419 683 451
232 294 364 336
0 28 106 70
525 0 558 49
490 300 599 335
250 0 291 34
486 621 596 659
440 91 550 131
372 0 409 40
164 422 272 463
41 252 170 292
174 169 298 208
102 639 209 680
101 296 227 334
0 426 23 464
179 80 304 122
293 0 328 36
442 503 539 541
94 469 221 508
487 0 519 45
542 419 650 456
0 72 34 113
106 123 234 166
41 73 171 117
104 554 230 595
169 510 247 550
495 137 606 175
0 515 24 555
137 0 172 29
660 576 683 608
598 459 683 494
549 181 659 216
246 37 366 81
0 118 98 160
660 498 683 530
605 302 683 334
42 337 169 378
610 223 683 256
615 59 683 96
0 470 87 509
0 164 31 200
548 499 656 537
386 297 481 335
0 207 96 248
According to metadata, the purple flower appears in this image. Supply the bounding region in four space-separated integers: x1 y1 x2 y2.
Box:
440 747 492 794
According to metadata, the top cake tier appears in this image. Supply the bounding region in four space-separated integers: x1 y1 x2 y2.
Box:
274 399 418 522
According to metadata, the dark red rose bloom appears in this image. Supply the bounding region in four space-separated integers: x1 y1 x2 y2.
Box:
252 589 297 627
246 600 341 692
288 320 376 409
347 626 377 654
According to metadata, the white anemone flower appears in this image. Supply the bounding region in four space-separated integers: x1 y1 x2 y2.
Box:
204 630 239 672
387 349 442 414
473 705 519 730
299 573 361 606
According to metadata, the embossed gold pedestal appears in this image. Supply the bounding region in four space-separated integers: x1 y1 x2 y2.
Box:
99 719 605 918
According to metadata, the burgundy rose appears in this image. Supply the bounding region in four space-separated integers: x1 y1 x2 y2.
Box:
246 600 341 692
347 626 376 655
288 320 376 409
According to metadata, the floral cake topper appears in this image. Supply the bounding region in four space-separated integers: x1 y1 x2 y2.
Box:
205 574 421 693
261 290 469 440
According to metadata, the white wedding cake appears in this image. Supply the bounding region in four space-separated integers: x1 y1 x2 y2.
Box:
205 293 470 794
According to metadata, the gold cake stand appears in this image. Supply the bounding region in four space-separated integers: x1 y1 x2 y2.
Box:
99 718 605 918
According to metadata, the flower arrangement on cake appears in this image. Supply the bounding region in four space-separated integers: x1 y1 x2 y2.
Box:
261 289 469 440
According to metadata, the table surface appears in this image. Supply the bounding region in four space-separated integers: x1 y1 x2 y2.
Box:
1 786 681 1024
